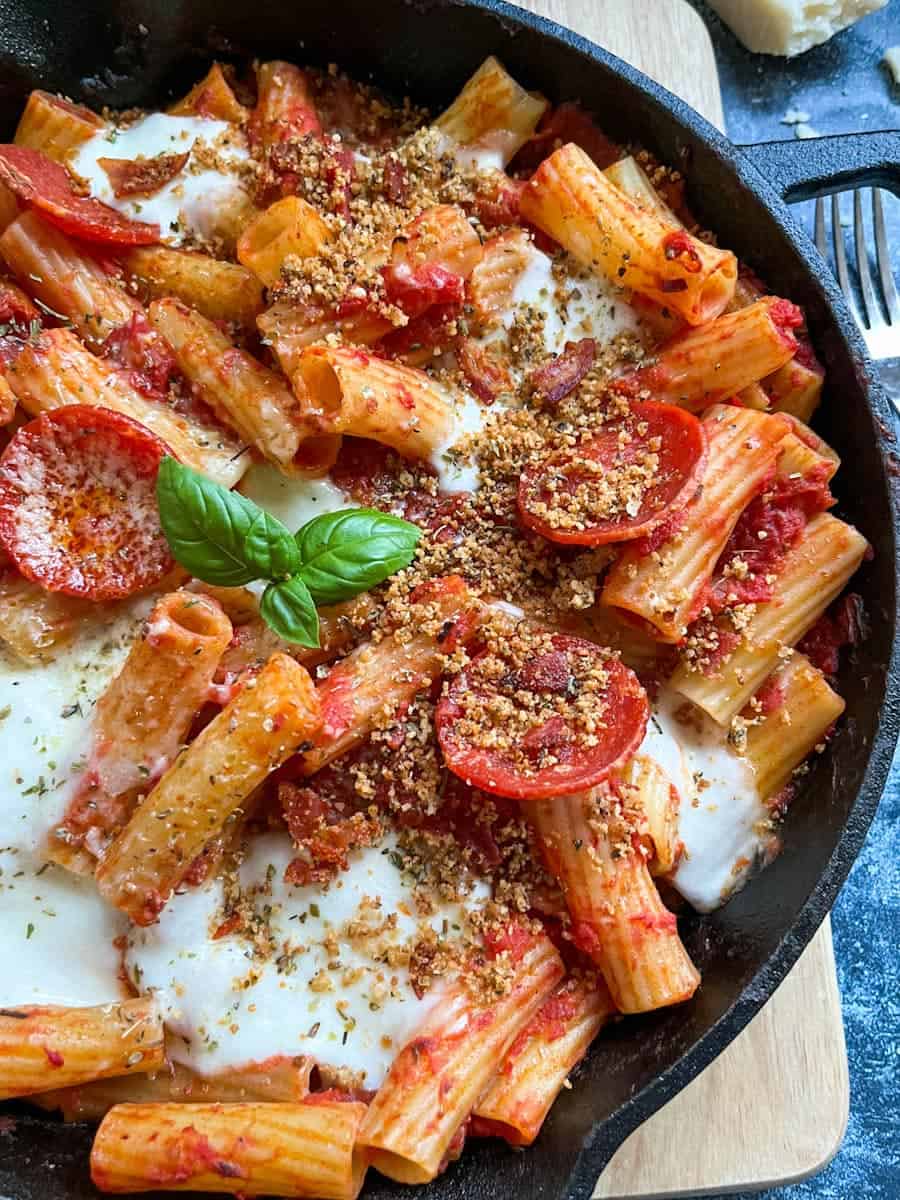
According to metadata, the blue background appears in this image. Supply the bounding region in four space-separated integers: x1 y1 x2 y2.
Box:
685 2 900 1196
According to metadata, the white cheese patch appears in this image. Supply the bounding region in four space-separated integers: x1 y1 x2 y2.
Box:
428 387 492 494
71 113 250 246
641 689 775 913
0 603 150 1007
706 0 887 57
0 863 127 1006
239 463 352 532
127 833 487 1086
507 245 641 355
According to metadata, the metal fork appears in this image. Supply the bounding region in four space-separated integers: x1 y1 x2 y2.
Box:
815 189 900 409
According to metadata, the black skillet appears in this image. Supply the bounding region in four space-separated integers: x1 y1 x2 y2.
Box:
0 1 898 1197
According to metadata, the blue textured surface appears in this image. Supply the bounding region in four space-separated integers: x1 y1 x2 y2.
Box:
686 3 900 1196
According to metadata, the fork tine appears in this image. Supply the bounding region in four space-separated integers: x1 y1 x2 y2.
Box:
853 189 881 329
815 196 828 260
831 194 859 317
872 188 900 325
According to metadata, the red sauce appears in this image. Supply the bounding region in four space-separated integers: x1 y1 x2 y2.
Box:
661 230 702 274
752 674 786 716
482 922 536 964
529 987 580 1042
146 1125 247 1185
509 103 620 176
797 593 867 676
99 312 178 400
304 1087 375 1104
381 261 465 320
376 302 462 360
708 465 834 614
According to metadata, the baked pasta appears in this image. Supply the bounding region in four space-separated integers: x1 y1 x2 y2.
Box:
0 55 865 1196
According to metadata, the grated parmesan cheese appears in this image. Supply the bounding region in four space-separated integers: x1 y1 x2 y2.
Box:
707 0 887 57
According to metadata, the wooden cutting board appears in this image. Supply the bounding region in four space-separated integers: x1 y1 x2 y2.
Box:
513 1 850 1195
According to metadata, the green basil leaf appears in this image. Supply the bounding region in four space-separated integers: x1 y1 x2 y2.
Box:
156 458 300 586
260 577 320 648
295 508 421 605
244 509 302 580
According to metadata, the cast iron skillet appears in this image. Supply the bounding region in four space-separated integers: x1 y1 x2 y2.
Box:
0 1 898 1197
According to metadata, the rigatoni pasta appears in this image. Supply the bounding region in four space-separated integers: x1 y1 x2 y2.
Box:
122 246 265 328
50 591 233 871
670 513 868 724
520 142 737 324
434 56 548 167
148 298 307 471
291 345 456 458
0 210 137 345
359 934 564 1182
0 999 164 1101
91 1100 368 1198
3 327 248 486
95 652 321 923
527 792 699 1013
602 405 790 641
473 974 614 1146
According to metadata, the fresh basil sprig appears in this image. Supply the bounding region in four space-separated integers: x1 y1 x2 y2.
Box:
156 458 420 648
297 507 428 606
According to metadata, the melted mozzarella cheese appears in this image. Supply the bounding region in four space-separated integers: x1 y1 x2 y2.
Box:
0 604 149 1006
127 833 486 1085
428 388 491 494
509 245 641 353
643 690 773 913
239 463 351 531
71 113 250 246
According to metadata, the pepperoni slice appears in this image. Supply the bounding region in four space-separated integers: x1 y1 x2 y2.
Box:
0 146 160 245
0 405 173 599
97 151 189 199
518 400 707 546
435 633 649 800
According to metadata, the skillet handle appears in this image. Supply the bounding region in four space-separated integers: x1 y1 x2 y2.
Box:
739 131 900 203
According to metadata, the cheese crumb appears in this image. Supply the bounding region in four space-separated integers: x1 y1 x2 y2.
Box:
707 0 887 58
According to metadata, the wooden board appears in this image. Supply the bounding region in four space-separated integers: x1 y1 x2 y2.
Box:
513 1 851 1195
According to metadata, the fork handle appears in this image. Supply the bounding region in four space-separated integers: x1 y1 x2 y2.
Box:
739 132 900 204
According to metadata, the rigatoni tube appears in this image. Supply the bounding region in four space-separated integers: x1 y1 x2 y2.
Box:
148 298 306 472
359 934 564 1183
670 513 868 724
473 973 614 1146
50 591 233 872
0 211 137 345
520 143 737 325
4 327 246 487
602 406 789 642
90 1099 368 1198
527 791 699 1013
95 653 321 924
619 297 801 410
0 998 163 1101
291 345 456 460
